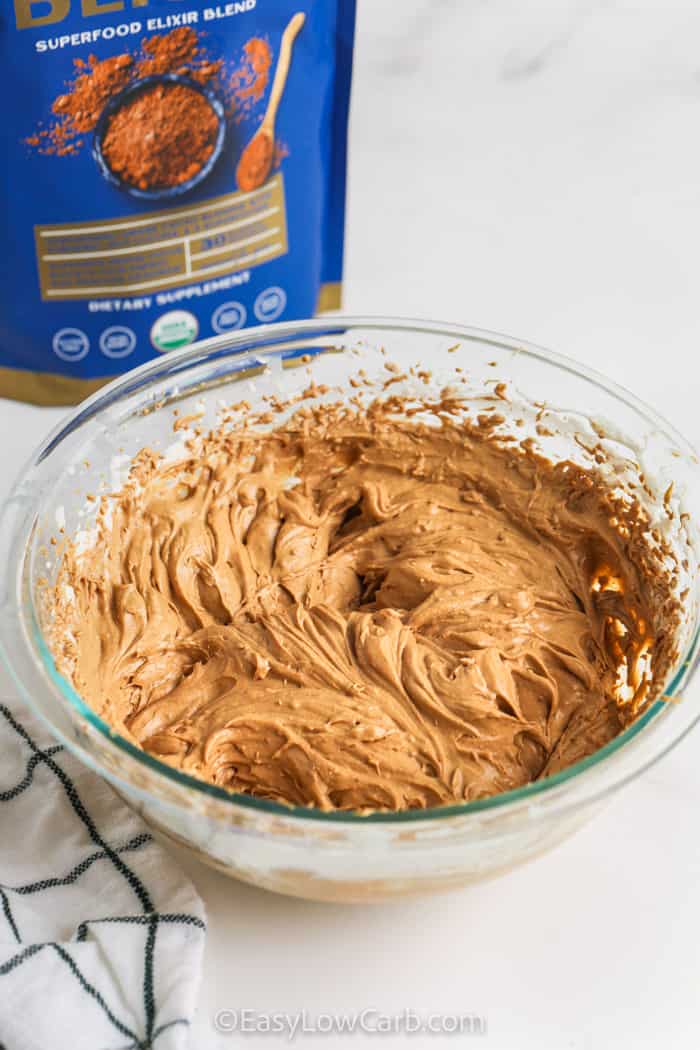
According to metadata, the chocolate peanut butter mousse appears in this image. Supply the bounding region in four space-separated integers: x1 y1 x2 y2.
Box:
50 390 677 813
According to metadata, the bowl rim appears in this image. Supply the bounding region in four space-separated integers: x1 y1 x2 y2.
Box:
2 315 700 826
92 72 227 201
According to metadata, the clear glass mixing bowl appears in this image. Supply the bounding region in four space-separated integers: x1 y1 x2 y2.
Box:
1 318 699 902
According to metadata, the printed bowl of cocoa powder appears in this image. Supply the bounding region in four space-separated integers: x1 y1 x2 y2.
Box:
93 73 226 199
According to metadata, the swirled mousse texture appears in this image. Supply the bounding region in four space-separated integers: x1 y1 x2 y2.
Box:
50 394 675 813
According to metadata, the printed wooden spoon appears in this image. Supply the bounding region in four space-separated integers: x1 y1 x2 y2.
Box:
236 11 306 192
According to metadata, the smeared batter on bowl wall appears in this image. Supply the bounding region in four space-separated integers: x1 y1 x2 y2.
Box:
50 391 677 813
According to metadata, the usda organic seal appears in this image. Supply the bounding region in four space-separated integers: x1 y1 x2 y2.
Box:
150 310 199 353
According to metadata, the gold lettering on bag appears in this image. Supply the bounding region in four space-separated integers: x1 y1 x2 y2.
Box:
14 0 163 29
82 0 125 16
14 0 70 29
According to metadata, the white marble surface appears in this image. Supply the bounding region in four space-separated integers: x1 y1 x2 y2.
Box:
3 1 700 1046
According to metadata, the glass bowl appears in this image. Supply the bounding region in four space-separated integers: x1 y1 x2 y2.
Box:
1 318 699 902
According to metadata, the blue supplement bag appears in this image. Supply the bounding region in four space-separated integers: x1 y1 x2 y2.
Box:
1 0 356 403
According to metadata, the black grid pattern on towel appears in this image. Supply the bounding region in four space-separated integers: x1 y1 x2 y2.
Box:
0 703 206 1050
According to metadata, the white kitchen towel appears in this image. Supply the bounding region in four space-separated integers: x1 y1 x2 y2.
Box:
0 696 206 1050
